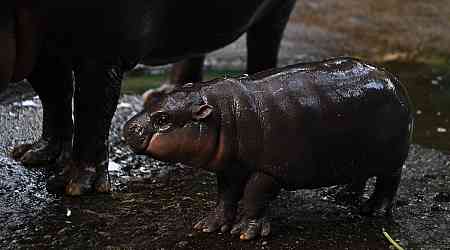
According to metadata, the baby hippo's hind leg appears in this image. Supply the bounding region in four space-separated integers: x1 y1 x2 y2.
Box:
335 178 368 205
360 129 410 216
360 168 402 217
230 172 281 240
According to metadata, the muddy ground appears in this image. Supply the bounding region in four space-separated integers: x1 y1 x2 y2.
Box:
1 0 450 249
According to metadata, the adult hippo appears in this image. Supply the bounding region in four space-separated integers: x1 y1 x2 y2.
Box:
123 57 414 240
0 0 296 195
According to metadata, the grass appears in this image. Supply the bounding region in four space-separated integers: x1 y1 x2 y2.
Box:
121 69 243 95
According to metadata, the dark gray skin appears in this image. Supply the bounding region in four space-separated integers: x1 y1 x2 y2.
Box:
124 57 414 240
0 0 295 195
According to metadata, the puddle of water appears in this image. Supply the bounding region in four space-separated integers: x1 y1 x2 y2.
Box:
383 61 450 153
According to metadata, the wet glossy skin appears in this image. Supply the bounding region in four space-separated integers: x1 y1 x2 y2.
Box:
0 0 295 195
124 57 414 240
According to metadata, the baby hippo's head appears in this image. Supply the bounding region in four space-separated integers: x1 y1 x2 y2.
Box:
123 86 219 167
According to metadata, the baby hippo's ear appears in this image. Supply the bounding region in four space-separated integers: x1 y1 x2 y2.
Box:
192 104 213 120
142 84 175 111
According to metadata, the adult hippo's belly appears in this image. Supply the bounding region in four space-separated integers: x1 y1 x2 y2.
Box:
0 0 296 196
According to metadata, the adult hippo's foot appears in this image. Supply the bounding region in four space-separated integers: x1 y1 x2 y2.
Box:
12 49 74 168
231 217 271 240
47 160 111 196
63 160 111 195
11 137 72 167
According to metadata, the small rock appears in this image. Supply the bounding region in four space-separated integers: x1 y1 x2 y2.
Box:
98 231 110 237
13 99 40 108
434 192 450 202
108 160 121 171
117 102 133 109
436 127 447 133
57 228 67 235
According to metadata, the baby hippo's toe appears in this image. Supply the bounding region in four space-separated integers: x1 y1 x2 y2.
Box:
194 206 236 233
194 216 231 233
231 217 271 240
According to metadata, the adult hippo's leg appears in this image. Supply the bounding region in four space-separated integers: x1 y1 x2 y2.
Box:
194 166 250 233
62 60 122 196
143 55 205 109
246 0 296 74
169 55 205 85
11 50 73 166
231 172 281 240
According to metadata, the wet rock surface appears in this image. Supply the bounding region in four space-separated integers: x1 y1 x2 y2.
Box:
0 87 449 249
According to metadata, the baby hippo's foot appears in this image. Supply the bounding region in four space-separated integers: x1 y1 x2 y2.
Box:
47 160 111 196
360 174 400 217
231 217 271 240
334 181 366 206
11 137 71 166
360 196 394 217
194 202 236 233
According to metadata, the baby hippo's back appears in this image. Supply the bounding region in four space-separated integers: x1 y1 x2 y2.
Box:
228 57 413 189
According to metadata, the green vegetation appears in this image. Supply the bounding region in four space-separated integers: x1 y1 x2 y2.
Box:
122 75 167 94
122 69 243 95
382 229 405 250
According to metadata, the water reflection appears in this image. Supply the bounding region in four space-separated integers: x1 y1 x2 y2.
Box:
384 61 450 153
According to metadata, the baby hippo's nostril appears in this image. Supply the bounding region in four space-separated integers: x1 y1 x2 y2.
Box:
123 114 153 154
130 122 144 136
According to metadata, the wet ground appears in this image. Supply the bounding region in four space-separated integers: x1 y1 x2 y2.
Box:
1 0 450 249
0 92 449 250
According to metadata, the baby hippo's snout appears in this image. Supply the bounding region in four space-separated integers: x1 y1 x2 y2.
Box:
123 111 153 154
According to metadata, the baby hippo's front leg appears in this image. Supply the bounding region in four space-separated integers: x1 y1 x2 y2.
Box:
231 172 281 240
194 169 248 233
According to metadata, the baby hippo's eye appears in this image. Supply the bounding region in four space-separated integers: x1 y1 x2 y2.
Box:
151 111 173 132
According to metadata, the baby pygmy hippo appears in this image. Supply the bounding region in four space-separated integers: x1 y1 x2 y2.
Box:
124 57 414 240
